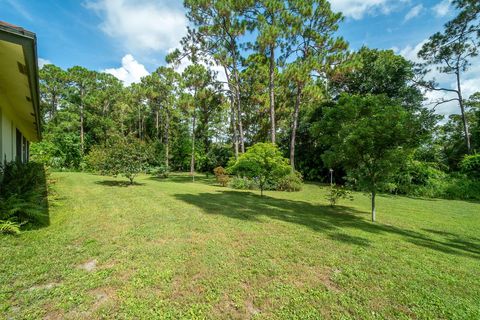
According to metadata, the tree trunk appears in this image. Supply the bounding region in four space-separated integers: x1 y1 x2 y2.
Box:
269 44 276 144
155 108 159 139
230 96 239 159
191 108 196 182
456 70 472 153
165 110 169 168
138 106 141 140
371 191 376 222
51 94 57 121
231 50 245 153
80 103 84 155
290 85 302 171
223 65 239 159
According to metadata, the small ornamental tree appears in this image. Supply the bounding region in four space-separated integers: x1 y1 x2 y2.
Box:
228 143 290 196
320 94 424 221
102 136 151 185
213 166 229 187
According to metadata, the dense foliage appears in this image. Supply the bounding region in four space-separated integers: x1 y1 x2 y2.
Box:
228 143 291 196
0 162 49 234
31 0 479 204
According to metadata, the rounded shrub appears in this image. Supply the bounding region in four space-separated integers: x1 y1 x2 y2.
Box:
275 171 303 192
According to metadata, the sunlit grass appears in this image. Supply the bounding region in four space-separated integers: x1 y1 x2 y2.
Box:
1 172 479 319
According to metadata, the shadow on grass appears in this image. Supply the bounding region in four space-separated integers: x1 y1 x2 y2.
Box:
95 180 144 187
149 174 217 186
29 164 50 229
173 190 480 259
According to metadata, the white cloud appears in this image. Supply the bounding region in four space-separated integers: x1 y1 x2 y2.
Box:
104 54 149 86
397 40 427 63
85 0 187 56
330 0 409 20
38 58 52 69
433 0 452 17
404 4 423 22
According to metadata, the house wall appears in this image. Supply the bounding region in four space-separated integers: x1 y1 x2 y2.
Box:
0 106 28 163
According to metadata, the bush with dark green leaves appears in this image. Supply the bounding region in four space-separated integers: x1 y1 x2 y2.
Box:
228 176 258 190
150 165 170 178
85 145 109 174
88 136 152 184
30 132 82 169
275 171 303 192
228 143 293 196
460 154 480 179
0 161 49 234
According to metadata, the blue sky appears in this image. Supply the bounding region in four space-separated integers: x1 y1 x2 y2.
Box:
1 0 478 115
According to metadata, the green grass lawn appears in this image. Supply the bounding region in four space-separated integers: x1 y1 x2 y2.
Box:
1 172 480 319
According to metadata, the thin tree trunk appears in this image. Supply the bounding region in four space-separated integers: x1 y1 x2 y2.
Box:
223 65 239 159
155 108 159 139
290 85 302 171
230 96 239 159
231 50 245 153
138 106 141 140
191 106 196 182
371 191 376 222
165 110 169 168
456 70 472 153
269 44 276 144
51 94 56 121
80 104 84 155
141 115 145 141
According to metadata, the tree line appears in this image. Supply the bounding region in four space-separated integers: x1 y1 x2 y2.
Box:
33 0 480 217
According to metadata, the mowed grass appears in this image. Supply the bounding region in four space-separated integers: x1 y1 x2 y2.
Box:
1 172 480 319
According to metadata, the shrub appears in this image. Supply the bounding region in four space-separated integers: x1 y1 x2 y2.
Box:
0 220 21 235
217 174 230 187
460 154 480 179
388 160 447 195
213 166 230 187
0 161 49 232
199 144 233 173
151 165 170 178
228 143 290 196
85 145 109 174
326 185 354 206
229 176 258 190
276 171 303 192
90 136 152 184
442 174 480 201
213 166 227 177
30 133 82 169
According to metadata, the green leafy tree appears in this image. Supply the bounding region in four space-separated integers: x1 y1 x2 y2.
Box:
39 64 67 122
319 94 425 221
284 0 348 170
181 64 217 180
228 143 290 196
141 66 181 168
102 136 151 185
66 66 96 155
178 0 251 154
247 0 290 143
331 47 424 108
